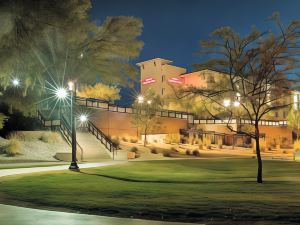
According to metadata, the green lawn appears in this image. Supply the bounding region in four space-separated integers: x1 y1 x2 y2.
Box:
0 159 300 224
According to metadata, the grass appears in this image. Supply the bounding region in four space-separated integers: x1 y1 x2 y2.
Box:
0 159 300 224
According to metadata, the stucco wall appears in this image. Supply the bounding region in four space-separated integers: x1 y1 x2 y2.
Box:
90 109 188 138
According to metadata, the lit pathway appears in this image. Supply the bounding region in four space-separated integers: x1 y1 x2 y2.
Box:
0 161 204 225
0 161 125 178
0 204 203 225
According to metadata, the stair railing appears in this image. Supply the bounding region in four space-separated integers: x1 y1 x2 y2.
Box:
87 120 118 156
60 114 84 161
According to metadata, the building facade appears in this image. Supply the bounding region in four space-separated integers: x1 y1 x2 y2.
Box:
137 58 299 120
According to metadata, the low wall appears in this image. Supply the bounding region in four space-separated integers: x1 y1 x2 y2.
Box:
89 109 188 138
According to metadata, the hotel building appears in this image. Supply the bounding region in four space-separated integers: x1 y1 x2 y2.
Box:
137 58 299 120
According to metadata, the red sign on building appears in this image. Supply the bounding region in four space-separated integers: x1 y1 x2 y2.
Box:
168 77 183 84
142 77 156 85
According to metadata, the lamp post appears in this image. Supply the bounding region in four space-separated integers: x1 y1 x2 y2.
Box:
68 81 79 170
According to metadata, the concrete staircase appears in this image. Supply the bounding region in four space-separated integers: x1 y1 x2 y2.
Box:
76 131 111 162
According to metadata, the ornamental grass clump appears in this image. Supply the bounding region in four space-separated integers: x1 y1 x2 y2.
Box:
5 138 21 156
39 132 60 143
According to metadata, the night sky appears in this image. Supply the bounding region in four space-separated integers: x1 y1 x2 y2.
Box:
91 0 300 70
90 0 300 104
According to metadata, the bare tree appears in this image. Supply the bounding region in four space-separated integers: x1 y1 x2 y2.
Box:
183 13 300 183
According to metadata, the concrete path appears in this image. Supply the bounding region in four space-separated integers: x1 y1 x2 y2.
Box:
0 161 125 178
0 204 203 225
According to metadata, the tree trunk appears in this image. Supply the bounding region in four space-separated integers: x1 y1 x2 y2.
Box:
255 123 263 183
143 126 148 147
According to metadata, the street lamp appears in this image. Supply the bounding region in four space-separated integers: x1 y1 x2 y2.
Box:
12 78 20 87
54 83 79 170
147 100 152 105
68 81 79 170
79 114 88 122
137 95 144 104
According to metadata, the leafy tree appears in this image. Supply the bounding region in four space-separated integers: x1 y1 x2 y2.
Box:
77 83 120 103
0 113 8 129
0 0 143 115
188 13 300 183
132 90 162 146
287 109 300 141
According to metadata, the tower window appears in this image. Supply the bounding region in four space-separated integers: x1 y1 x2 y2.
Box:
162 88 165 95
162 75 165 82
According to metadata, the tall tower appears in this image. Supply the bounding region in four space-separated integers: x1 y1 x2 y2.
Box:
136 58 186 97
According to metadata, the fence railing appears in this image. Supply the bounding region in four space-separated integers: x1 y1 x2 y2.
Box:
76 96 287 126
87 120 118 153
75 96 192 120
37 110 60 127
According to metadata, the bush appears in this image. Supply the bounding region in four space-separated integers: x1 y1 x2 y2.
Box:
198 139 203 150
130 146 139 153
5 139 21 156
170 147 178 152
112 138 120 149
192 150 200 157
185 149 191 155
39 132 60 143
122 137 128 142
164 134 180 144
130 137 138 143
203 137 211 149
150 147 158 154
163 151 171 157
7 132 24 141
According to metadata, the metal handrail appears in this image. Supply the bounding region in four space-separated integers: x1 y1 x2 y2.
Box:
60 114 84 161
87 120 118 153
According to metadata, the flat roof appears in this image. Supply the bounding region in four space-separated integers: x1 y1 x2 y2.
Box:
136 58 173 66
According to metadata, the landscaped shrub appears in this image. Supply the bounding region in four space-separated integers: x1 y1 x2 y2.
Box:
5 138 21 156
122 137 128 142
150 147 158 154
112 138 120 148
7 132 24 141
192 150 200 156
164 134 180 144
294 140 300 151
203 137 211 149
170 147 178 152
130 146 139 153
198 139 203 150
130 137 138 143
163 151 171 157
39 132 60 143
185 149 191 155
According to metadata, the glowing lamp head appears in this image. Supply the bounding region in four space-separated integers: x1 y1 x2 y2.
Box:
137 95 144 104
56 88 68 99
147 100 152 105
68 81 74 91
12 78 20 87
79 114 88 122
223 99 231 107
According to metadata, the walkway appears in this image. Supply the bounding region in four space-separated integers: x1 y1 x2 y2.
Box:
0 161 125 178
0 204 203 225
